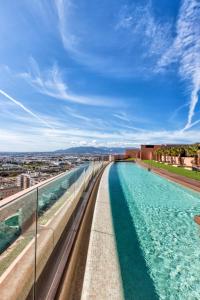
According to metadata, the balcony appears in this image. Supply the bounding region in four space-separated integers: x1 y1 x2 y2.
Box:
0 161 106 300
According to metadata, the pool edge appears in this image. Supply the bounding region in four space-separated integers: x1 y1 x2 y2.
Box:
81 163 124 300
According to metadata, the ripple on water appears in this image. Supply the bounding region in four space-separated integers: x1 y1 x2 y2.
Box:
112 163 200 300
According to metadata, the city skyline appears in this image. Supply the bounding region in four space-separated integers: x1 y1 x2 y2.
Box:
0 0 200 151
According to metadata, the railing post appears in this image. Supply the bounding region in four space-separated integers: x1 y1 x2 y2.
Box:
34 187 39 300
83 168 86 191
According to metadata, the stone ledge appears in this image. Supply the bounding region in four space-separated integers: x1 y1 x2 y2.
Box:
81 164 123 300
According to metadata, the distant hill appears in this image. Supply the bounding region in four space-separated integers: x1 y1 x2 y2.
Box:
55 146 136 155
0 146 138 156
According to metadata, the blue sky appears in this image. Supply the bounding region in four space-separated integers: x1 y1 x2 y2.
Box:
0 0 200 151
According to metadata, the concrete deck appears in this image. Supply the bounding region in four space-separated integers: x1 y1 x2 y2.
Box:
81 164 123 300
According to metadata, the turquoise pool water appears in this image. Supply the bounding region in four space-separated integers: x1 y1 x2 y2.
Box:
109 162 200 300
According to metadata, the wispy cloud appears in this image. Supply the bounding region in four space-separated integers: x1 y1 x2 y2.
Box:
1 123 200 152
116 2 172 57
54 0 172 78
158 0 200 131
113 112 130 122
0 89 54 129
55 0 75 52
20 58 117 106
113 111 150 125
64 106 91 122
54 0 109 74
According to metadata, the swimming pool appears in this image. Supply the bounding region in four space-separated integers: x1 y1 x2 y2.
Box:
109 162 200 300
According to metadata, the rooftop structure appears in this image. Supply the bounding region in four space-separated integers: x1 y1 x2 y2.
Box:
0 185 21 200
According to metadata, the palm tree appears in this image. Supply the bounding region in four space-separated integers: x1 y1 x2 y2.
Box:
165 147 171 163
154 149 158 161
176 146 186 166
162 147 171 163
186 145 198 165
158 147 165 162
174 147 180 164
160 148 165 162
155 149 162 162
169 147 179 164
167 147 172 164
197 144 200 166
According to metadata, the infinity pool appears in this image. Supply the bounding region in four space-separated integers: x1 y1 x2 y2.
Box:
109 162 200 300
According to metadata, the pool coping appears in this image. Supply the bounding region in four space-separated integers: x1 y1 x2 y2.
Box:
137 161 200 193
81 163 124 300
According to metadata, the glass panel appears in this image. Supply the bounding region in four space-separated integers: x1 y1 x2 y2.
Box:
0 189 37 300
35 163 91 297
37 163 89 226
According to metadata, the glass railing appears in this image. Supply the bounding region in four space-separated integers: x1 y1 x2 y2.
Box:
0 160 106 300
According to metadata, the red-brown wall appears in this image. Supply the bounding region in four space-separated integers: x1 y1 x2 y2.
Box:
125 149 140 158
140 145 161 160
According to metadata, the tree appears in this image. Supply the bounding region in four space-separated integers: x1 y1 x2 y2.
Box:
155 149 162 162
169 147 179 164
174 146 185 165
186 145 198 165
164 147 171 163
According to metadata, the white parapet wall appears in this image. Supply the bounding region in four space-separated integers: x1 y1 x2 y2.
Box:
81 164 124 300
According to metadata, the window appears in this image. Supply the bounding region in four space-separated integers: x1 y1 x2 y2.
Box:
145 145 154 148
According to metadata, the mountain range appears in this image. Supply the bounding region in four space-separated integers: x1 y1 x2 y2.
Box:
55 146 135 155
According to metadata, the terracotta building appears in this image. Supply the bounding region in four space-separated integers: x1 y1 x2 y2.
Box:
125 149 140 159
140 145 161 160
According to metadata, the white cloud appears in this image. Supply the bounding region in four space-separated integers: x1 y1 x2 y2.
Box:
158 0 200 131
20 58 118 107
54 0 172 78
169 102 189 122
113 112 130 122
0 89 54 129
116 2 172 57
1 125 200 152
64 107 91 122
